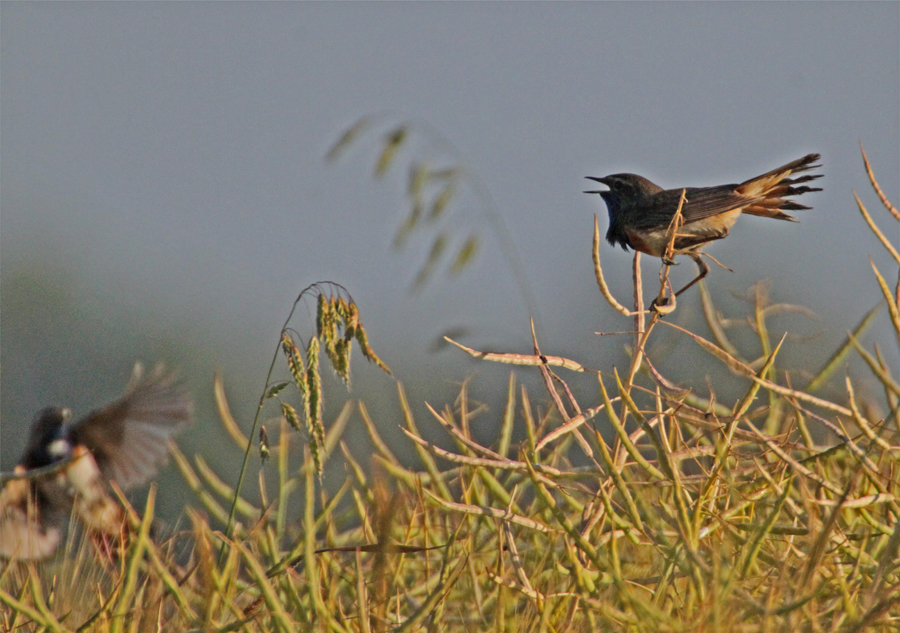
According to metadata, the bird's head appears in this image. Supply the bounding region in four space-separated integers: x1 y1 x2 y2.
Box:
21 407 73 469
584 172 664 250
584 173 663 216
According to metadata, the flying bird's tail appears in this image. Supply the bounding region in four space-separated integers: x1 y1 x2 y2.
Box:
736 153 822 221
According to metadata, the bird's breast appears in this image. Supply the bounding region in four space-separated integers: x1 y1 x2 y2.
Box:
62 445 125 533
622 226 669 257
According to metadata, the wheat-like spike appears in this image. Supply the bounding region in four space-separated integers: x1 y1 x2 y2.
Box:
355 324 391 375
342 299 359 342
375 126 407 177
306 337 326 474
334 338 351 386
281 334 307 400
280 403 301 433
258 426 270 464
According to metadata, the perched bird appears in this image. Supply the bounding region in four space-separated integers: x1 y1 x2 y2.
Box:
0 363 192 560
585 154 822 303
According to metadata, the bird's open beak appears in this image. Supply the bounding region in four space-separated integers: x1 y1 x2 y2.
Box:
584 176 609 194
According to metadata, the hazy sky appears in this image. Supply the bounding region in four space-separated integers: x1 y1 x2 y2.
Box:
2 2 898 471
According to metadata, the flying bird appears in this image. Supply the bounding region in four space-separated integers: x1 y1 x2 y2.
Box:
585 154 822 305
0 363 192 560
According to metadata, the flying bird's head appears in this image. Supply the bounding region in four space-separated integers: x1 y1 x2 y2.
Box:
21 407 73 470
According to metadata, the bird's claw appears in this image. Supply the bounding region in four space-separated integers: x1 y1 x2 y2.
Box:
650 295 676 316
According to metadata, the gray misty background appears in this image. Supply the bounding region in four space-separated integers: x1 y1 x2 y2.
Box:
2 3 898 520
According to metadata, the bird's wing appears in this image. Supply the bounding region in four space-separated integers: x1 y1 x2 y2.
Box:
628 154 822 231
629 185 748 230
69 363 192 490
0 474 62 560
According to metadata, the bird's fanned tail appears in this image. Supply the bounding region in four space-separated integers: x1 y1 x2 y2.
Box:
737 153 822 221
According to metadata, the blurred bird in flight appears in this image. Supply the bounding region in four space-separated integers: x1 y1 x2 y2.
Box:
0 363 192 560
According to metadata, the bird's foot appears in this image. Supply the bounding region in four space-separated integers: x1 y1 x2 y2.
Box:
662 256 678 267
650 295 676 316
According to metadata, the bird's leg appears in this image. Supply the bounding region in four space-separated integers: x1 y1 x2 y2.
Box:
652 252 716 314
673 252 710 298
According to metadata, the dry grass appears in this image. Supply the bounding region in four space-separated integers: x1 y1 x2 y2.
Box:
2 149 899 632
